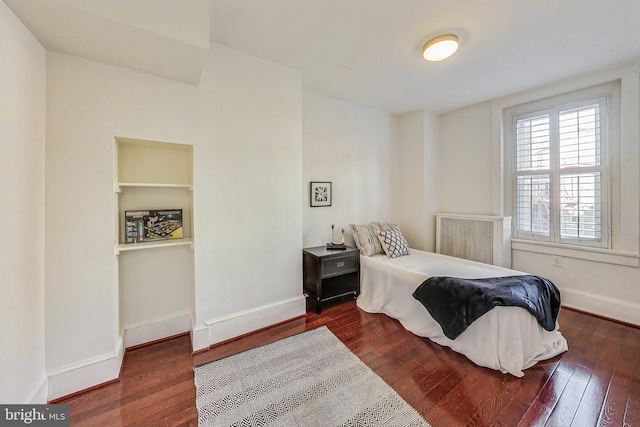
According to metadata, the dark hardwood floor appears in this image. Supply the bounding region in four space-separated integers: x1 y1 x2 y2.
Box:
58 299 640 426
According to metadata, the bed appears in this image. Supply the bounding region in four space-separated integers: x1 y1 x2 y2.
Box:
355 248 568 377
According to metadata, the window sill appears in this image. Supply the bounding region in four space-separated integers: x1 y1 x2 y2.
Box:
511 239 640 267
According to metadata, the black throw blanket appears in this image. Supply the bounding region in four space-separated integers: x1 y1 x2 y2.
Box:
412 275 561 340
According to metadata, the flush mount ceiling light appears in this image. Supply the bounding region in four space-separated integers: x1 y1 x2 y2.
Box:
422 33 459 61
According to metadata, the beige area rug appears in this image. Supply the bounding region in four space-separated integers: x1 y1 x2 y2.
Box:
194 326 430 426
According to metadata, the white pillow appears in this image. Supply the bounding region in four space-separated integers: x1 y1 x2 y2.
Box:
377 229 410 258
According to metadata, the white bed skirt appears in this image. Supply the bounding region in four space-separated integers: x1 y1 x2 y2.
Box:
356 249 568 377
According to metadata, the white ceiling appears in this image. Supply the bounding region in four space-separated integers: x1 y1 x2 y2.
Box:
210 0 640 113
4 0 210 84
6 0 640 114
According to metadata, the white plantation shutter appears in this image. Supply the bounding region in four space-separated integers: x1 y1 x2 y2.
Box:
559 173 601 239
515 113 551 238
516 174 550 236
559 104 600 168
513 96 608 247
558 103 603 240
516 113 550 172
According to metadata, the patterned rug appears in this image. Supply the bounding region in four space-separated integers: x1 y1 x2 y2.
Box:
194 326 430 426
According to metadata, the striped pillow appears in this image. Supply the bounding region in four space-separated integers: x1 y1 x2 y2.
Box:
349 223 384 256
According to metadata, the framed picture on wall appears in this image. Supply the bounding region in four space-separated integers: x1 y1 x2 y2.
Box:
310 181 332 207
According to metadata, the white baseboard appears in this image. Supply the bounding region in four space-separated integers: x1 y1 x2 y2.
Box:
26 375 48 404
47 336 124 401
192 296 306 352
123 310 192 348
47 298 305 399
562 287 640 326
192 323 209 352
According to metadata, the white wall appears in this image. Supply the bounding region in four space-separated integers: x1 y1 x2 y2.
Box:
302 92 396 247
45 43 304 399
394 110 440 251
192 45 304 347
439 102 494 215
300 95 441 252
0 2 47 403
439 62 640 326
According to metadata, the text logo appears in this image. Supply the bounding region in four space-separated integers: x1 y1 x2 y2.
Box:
1 405 69 426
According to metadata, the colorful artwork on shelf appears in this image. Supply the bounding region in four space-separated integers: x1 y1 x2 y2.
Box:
125 209 183 244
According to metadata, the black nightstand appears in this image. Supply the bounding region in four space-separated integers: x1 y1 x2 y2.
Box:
303 246 360 314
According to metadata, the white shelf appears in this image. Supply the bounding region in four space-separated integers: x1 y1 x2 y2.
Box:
115 182 193 193
115 238 194 255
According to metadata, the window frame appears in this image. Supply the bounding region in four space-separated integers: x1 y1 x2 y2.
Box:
510 92 611 249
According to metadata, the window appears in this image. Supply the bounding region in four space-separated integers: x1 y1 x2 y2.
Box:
512 95 609 248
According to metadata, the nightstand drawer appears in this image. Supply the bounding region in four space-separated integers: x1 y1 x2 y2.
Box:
324 254 356 276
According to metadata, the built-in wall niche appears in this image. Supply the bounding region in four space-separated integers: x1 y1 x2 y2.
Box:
114 137 194 253
114 136 195 348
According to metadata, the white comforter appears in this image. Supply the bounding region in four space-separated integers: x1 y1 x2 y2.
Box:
356 249 568 376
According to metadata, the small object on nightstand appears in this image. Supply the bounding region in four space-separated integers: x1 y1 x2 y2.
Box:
330 224 345 244
327 224 347 249
326 242 347 250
